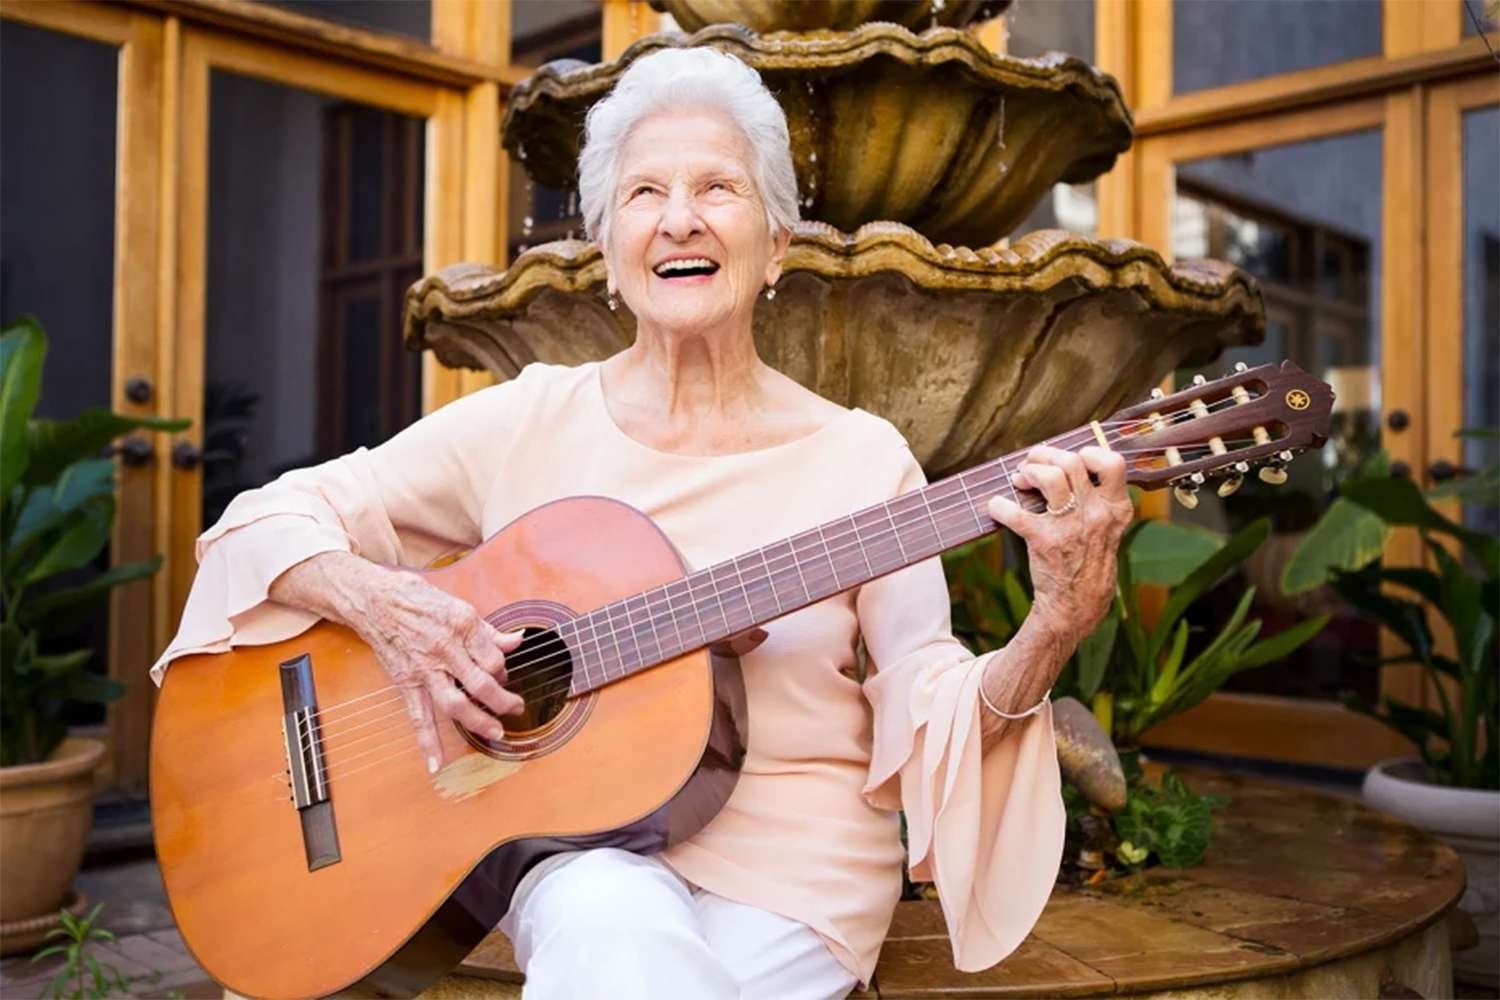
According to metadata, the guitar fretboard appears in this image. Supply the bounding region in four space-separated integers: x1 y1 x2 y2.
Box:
553 446 1042 696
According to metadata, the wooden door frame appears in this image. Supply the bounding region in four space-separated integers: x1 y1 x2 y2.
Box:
164 23 466 662
1133 96 1423 769
0 1 166 791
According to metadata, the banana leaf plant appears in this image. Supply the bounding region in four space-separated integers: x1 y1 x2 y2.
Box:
0 317 188 767
1282 436 1498 790
946 517 1329 746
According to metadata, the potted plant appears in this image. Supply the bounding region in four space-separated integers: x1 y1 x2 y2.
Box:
1283 439 1498 986
945 515 1327 877
0 317 186 955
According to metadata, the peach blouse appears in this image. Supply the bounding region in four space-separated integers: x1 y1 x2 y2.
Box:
151 361 1063 984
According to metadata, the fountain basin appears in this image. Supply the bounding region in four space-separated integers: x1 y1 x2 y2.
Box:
502 23 1132 247
648 0 1011 33
404 223 1264 478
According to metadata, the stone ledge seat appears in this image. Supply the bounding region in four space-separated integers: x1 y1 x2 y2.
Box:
432 772 1464 999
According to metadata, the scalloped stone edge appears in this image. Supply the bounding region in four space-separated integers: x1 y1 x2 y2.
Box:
404 222 1262 349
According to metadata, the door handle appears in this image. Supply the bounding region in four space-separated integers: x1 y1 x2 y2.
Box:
172 441 203 470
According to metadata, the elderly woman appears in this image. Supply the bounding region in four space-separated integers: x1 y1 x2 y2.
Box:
156 47 1130 1000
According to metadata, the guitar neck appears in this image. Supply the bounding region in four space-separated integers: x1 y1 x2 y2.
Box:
556 434 1063 697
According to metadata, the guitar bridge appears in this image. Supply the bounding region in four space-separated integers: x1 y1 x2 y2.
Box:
280 654 341 871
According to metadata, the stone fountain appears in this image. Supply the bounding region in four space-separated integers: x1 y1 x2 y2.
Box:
403 4 1263 480
402 3 1266 805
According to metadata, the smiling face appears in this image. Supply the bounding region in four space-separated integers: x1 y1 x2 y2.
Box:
603 109 790 339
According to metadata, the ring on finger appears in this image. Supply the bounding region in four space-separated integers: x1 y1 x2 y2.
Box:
1046 494 1079 516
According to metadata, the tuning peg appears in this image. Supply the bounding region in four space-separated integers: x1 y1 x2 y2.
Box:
1192 374 1208 386
1233 362 1249 373
1258 463 1288 485
1150 387 1165 400
1173 472 1205 509
1217 462 1250 497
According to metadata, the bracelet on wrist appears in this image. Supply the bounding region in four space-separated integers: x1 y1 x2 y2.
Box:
976 664 1050 720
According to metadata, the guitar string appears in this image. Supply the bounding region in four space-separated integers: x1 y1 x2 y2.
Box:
301 395 1230 740
299 395 1234 734
289 424 1264 780
288 428 1274 783
288 405 1266 769
309 434 1272 788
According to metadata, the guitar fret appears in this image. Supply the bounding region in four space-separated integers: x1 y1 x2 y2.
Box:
883 502 909 562
758 546 784 615
815 524 841 591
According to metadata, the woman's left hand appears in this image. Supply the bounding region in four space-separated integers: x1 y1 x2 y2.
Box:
986 445 1134 641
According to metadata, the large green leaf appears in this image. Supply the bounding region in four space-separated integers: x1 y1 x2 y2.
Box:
1150 518 1270 666
1281 497 1390 595
1128 521 1226 586
7 458 115 552
23 410 188 487
1330 571 1433 663
0 318 46 499
20 497 113 586
31 648 93 675
1428 467 1500 505
18 557 162 628
1342 476 1499 575
1427 540 1492 678
1074 614 1118 701
1237 613 1330 669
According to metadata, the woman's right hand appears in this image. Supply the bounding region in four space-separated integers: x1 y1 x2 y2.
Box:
269 551 526 773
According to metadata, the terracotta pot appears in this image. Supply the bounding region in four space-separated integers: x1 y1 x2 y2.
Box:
0 737 105 955
1363 756 1499 988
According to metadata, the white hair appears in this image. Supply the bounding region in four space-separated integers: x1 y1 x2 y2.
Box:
577 47 800 245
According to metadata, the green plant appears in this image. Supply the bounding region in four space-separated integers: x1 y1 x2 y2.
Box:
30 903 130 999
1283 435 1498 790
946 517 1328 746
1112 768 1225 869
1 316 188 766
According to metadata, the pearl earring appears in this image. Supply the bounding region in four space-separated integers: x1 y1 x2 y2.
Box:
607 292 619 312
764 286 777 301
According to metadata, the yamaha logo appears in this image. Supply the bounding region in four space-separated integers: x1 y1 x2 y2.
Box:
1286 389 1311 411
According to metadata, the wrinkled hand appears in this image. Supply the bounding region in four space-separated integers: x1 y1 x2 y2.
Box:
360 572 526 773
986 445 1133 639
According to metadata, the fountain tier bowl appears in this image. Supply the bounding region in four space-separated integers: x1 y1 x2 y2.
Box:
648 0 1011 33
404 223 1264 478
502 24 1132 247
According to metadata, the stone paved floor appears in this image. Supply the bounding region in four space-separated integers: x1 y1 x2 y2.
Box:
3 852 1496 1000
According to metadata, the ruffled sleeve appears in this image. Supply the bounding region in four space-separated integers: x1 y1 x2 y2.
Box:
151 365 545 684
857 448 1064 972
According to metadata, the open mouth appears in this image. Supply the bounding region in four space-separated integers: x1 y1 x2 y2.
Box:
652 257 721 280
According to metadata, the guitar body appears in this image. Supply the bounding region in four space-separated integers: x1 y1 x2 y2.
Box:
150 496 748 999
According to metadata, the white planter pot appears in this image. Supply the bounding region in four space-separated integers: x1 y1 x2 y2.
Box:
1363 756 1500 989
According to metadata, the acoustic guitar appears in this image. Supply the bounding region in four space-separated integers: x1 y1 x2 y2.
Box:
151 361 1332 998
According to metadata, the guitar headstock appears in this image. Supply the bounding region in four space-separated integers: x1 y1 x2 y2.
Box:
1107 360 1334 508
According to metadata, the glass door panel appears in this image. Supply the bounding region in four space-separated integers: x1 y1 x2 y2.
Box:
1171 0 1382 95
0 20 120 727
1168 130 1384 707
1460 105 1498 536
201 70 425 530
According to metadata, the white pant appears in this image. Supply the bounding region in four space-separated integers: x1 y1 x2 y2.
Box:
498 848 859 1000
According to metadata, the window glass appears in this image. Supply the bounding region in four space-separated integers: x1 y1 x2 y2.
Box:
258 0 431 43
1173 0 1381 95
0 21 119 721
1169 130 1383 705
203 71 424 529
1461 105 1499 536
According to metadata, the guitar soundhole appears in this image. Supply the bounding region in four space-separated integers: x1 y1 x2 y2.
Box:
501 626 574 733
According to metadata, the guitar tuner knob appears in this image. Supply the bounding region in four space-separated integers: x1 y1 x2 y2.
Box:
1258 464 1289 485
1217 475 1244 498
1173 484 1201 510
